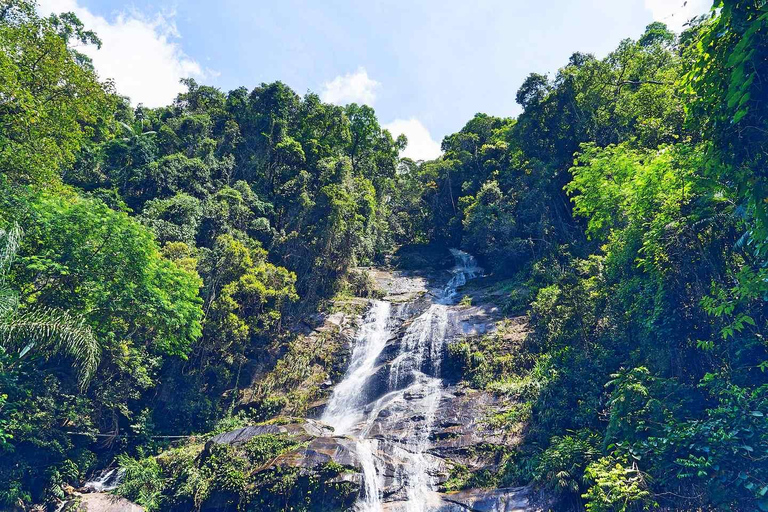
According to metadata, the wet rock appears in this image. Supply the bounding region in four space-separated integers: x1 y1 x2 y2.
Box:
81 468 124 493
368 267 430 303
228 255 546 510
430 389 521 469
277 435 362 469
360 362 392 404
438 486 536 512
376 333 405 365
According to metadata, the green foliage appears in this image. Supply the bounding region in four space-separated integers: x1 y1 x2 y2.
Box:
117 433 354 512
0 224 99 387
117 454 167 511
582 456 654 512
685 0 768 252
2 1 768 510
534 430 601 497
431 12 767 511
446 319 536 393
243 433 303 466
0 0 116 185
14 193 203 357
0 188 203 505
442 458 505 493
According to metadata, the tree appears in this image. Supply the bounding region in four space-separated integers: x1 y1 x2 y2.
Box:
0 0 115 185
685 0 768 255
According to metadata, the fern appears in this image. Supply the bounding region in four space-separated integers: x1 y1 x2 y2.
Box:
0 223 100 388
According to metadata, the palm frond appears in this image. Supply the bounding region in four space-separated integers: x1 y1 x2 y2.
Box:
0 285 19 319
117 120 135 136
0 307 101 388
0 223 21 280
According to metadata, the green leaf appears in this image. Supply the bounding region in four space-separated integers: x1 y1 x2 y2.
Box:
733 109 748 124
738 93 751 108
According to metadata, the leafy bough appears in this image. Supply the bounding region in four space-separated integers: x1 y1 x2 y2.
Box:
0 224 99 388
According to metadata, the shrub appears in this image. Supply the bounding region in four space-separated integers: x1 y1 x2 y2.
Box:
582 456 654 512
533 429 601 497
117 454 167 512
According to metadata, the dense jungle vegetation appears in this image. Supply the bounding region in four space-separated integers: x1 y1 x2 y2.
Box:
0 0 767 510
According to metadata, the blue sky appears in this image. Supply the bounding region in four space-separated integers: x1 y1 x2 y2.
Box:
39 0 711 159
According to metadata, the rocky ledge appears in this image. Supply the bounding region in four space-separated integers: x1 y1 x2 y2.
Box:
204 381 539 511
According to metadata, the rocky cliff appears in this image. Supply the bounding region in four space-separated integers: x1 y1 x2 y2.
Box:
97 250 549 512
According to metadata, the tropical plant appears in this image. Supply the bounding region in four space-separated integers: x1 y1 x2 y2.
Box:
0 224 99 388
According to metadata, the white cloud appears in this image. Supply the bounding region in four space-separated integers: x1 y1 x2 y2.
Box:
644 0 712 33
321 67 380 106
384 118 442 161
38 0 208 107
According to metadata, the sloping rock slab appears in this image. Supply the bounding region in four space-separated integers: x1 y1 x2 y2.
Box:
209 420 332 445
74 493 144 512
438 486 535 512
368 268 429 303
209 421 362 472
276 436 361 469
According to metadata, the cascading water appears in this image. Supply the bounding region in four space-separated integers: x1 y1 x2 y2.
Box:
323 300 393 434
82 467 125 492
322 250 481 511
322 300 393 511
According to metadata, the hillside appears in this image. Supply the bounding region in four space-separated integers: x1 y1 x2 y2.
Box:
1 1 767 511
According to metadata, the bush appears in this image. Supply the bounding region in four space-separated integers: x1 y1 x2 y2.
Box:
533 429 601 498
117 454 167 512
582 456 654 512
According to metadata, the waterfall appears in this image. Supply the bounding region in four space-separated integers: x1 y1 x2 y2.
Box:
322 300 392 511
82 467 125 492
322 250 481 511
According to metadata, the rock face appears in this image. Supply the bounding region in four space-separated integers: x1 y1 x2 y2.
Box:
236 298 366 420
210 419 334 445
210 419 364 473
430 389 522 468
437 487 533 512
77 494 145 512
205 253 546 511
58 493 145 512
